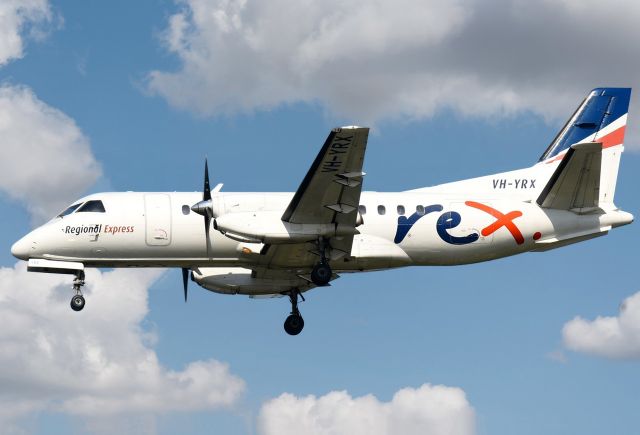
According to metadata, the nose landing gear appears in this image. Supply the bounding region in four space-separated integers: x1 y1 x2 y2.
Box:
283 290 305 335
70 271 86 312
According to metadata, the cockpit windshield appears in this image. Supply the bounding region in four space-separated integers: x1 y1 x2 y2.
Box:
57 200 106 218
77 200 106 213
57 203 82 218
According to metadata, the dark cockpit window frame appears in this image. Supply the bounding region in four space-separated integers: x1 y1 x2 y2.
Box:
76 200 106 213
58 203 82 218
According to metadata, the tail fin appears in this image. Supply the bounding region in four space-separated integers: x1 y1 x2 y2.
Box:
539 88 630 162
537 88 631 211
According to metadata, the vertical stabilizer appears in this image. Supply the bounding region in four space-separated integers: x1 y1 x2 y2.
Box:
538 88 631 210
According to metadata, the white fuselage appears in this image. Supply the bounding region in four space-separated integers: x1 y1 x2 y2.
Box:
13 174 633 273
11 145 634 297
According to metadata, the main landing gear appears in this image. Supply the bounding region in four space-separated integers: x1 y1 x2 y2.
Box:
284 290 305 335
311 263 332 286
70 271 86 312
310 238 332 286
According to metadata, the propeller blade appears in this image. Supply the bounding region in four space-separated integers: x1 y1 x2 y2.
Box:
191 159 215 259
204 214 211 258
182 267 189 302
203 158 211 201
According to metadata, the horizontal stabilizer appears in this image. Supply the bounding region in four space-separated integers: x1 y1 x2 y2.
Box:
537 142 602 212
532 226 610 251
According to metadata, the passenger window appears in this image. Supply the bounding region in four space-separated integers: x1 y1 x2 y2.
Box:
378 205 386 215
182 205 191 215
77 200 106 213
58 203 82 217
397 205 405 215
416 205 425 215
358 205 367 215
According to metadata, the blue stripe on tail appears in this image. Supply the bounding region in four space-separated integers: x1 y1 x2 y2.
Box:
539 88 631 162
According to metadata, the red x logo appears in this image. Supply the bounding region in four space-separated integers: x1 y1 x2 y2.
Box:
465 201 524 245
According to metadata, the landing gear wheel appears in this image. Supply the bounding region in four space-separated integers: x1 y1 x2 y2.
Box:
284 314 304 335
70 294 85 311
70 271 86 312
284 289 305 335
311 263 332 286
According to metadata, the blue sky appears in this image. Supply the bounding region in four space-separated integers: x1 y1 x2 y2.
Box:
1 1 639 434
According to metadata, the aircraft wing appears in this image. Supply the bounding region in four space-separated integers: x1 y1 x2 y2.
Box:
256 127 369 279
536 142 602 212
282 126 369 225
282 126 368 257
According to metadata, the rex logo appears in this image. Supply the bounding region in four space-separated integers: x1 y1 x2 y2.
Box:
394 201 525 245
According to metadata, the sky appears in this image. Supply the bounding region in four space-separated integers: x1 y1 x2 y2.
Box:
0 0 639 434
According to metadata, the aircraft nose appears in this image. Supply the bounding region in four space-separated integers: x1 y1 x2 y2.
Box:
11 236 32 260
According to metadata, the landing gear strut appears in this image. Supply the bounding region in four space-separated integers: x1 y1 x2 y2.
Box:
283 290 305 335
310 237 332 286
70 271 86 312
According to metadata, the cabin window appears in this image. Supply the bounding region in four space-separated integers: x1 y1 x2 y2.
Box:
358 205 367 215
416 205 425 215
77 200 106 213
58 203 82 217
182 205 191 215
378 205 386 215
397 205 405 215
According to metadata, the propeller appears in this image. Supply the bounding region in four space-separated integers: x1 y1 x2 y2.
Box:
191 159 214 257
182 267 189 302
185 160 222 302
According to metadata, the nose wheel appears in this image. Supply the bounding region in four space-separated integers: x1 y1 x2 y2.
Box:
284 290 305 335
70 294 85 311
70 271 86 312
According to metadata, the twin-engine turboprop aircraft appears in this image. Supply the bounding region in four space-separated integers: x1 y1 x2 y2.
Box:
11 88 634 335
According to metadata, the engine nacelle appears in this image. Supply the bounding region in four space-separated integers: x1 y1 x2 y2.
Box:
214 211 358 244
192 267 309 295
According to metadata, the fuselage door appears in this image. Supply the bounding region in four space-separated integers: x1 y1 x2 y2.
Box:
145 193 172 246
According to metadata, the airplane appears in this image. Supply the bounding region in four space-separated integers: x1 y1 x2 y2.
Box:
11 87 634 335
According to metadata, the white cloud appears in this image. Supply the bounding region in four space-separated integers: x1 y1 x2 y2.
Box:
0 263 245 430
562 291 640 360
148 0 469 120
0 84 102 222
258 384 475 435
0 0 53 66
148 0 640 146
